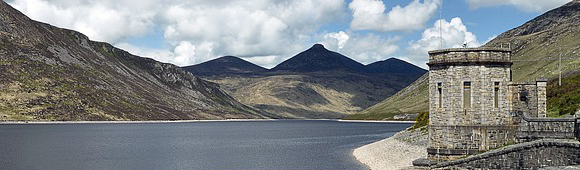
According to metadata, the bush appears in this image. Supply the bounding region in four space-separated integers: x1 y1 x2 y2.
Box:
411 112 429 130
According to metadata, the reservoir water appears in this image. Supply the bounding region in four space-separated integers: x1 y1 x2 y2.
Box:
0 120 411 170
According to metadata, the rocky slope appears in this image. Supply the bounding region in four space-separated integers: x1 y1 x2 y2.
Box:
185 44 426 118
0 1 271 121
356 0 580 118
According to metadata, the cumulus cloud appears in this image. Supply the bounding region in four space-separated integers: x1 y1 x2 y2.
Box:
349 0 441 32
320 31 400 64
8 0 156 43
466 0 571 13
323 31 350 49
7 0 345 67
406 17 480 69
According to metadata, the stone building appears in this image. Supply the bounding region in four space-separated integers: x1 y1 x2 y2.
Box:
426 48 566 161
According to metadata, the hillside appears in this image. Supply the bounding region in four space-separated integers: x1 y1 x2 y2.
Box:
354 0 580 119
344 73 429 120
184 45 426 118
484 0 580 81
547 69 580 117
0 1 271 121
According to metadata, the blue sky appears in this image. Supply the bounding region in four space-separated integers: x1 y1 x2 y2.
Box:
7 0 572 69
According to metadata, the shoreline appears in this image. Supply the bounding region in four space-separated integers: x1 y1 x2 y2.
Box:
0 119 279 124
353 128 428 170
0 119 415 124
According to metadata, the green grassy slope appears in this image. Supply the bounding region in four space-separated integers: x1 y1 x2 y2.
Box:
547 70 580 117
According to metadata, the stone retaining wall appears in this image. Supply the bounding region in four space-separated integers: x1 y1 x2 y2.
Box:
433 139 580 170
517 111 578 142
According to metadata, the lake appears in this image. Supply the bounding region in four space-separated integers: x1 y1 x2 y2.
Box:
0 120 411 170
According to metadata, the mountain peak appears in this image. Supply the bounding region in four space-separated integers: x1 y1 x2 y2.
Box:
311 44 326 50
271 44 365 72
183 56 267 75
365 58 427 76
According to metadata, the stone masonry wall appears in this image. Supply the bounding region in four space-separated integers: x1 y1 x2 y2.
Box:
433 139 580 170
517 112 578 142
428 48 514 159
537 80 547 118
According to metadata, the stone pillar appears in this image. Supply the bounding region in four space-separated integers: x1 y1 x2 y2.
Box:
536 78 547 118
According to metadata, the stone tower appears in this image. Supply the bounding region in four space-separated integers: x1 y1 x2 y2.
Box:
427 48 516 160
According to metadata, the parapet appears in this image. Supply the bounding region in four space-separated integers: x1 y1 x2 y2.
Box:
427 47 512 67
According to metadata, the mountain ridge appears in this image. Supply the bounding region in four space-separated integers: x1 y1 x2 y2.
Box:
0 1 271 121
184 44 426 118
185 44 427 76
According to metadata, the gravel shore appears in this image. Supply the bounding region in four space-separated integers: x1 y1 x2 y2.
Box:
353 128 428 170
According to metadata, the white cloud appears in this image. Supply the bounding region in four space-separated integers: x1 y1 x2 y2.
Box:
349 0 441 32
466 0 571 13
406 17 480 69
173 41 196 65
8 0 155 43
244 56 280 69
323 31 350 49
7 0 345 67
320 31 400 64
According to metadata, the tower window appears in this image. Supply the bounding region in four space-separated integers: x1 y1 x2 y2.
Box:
437 83 442 108
464 82 471 109
494 82 499 108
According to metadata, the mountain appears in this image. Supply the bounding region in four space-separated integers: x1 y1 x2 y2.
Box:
355 0 580 119
184 44 425 118
271 44 366 73
365 58 426 76
0 1 272 121
182 56 267 76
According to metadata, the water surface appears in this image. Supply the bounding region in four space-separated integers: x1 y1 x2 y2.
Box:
0 120 411 170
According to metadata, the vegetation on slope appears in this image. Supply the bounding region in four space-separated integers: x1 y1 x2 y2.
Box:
547 71 580 117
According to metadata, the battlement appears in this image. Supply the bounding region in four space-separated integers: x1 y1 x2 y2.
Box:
427 48 512 66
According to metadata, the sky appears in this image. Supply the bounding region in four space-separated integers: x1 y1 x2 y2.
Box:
6 0 572 69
